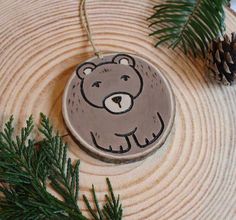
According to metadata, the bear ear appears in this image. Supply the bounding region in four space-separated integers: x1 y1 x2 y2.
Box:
76 62 96 79
112 54 135 67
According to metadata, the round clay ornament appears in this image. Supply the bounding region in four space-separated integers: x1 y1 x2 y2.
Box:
63 53 175 163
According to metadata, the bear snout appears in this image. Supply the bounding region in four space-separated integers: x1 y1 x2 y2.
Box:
103 92 134 115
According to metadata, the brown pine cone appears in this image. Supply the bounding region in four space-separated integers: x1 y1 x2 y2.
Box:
207 32 236 85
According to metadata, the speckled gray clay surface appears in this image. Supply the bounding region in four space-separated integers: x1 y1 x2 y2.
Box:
63 53 175 163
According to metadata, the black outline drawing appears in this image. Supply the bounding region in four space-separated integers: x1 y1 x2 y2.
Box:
90 132 132 154
102 92 134 115
90 112 165 154
133 112 164 148
76 62 96 79
76 54 144 114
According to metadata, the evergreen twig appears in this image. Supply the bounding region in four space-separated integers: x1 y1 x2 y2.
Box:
0 114 123 219
0 114 87 220
149 0 230 56
83 178 123 220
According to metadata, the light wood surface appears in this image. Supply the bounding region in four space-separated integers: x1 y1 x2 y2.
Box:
0 1 236 219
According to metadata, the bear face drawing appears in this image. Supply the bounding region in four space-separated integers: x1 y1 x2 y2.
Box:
63 53 175 162
76 54 143 114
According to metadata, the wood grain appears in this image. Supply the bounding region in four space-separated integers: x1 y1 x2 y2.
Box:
0 1 236 219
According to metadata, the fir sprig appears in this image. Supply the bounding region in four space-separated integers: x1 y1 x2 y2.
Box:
0 114 87 220
0 115 123 219
39 114 81 214
149 0 230 56
83 178 123 220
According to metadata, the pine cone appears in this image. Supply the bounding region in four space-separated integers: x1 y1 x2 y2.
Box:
207 32 236 85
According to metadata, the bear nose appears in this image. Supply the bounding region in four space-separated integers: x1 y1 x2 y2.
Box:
112 96 122 104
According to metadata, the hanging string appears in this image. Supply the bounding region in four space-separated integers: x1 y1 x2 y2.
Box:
49 2 102 141
80 0 102 58
49 0 102 142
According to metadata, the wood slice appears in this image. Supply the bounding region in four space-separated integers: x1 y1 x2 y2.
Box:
0 1 236 219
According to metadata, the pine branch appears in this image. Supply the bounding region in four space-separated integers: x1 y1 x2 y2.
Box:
0 114 123 219
83 178 123 220
0 115 87 220
149 0 229 56
39 113 82 216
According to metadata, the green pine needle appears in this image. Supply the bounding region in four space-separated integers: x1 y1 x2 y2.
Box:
0 114 87 220
149 0 230 56
0 114 123 219
83 178 123 220
39 114 81 213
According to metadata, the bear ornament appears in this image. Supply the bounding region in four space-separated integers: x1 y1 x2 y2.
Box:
63 54 175 163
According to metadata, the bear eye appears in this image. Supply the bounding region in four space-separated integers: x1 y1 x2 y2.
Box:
92 81 102 88
121 75 130 81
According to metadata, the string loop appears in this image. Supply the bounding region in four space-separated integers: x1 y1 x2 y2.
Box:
80 0 103 58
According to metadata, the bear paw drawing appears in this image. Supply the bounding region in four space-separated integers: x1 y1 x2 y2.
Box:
90 132 131 154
